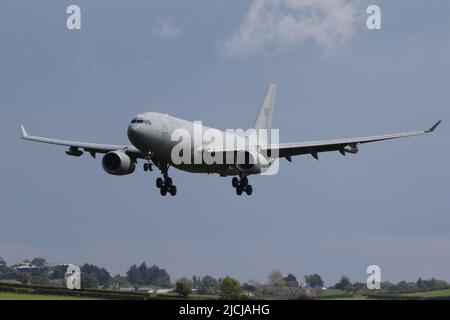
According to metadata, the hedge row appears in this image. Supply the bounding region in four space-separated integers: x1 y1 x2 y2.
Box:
366 294 450 300
0 282 158 300
0 286 35 295
318 294 355 299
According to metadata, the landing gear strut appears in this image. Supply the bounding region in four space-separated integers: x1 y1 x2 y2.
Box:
232 176 253 196
155 161 177 196
143 157 177 196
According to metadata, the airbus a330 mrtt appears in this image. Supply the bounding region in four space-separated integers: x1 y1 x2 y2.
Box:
20 84 441 196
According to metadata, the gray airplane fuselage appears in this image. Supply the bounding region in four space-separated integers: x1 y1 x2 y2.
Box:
127 112 256 176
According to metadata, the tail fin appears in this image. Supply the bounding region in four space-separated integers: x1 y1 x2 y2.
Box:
253 83 277 130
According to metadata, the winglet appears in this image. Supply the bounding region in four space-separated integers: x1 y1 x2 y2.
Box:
20 125 29 138
426 120 442 133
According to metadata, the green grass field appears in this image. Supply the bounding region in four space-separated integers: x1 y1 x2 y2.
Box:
0 292 97 300
400 289 450 298
318 288 346 296
318 288 450 300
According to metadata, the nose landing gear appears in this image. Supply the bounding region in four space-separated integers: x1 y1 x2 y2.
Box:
232 176 253 196
143 162 154 171
143 152 154 172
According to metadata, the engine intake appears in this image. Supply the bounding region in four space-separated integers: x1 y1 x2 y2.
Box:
102 151 135 176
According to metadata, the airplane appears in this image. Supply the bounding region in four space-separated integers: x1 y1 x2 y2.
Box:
20 83 441 197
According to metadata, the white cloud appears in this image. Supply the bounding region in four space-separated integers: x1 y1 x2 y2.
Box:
154 18 181 39
224 0 359 56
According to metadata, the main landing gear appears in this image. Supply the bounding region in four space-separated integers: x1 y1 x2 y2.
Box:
156 175 177 196
232 176 253 196
145 160 177 197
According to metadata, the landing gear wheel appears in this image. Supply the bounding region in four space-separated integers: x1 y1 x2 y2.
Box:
144 163 149 171
236 185 243 196
156 177 163 188
245 185 253 196
241 176 248 188
232 177 239 188
155 161 175 196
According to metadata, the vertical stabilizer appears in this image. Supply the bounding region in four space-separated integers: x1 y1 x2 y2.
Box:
253 83 277 130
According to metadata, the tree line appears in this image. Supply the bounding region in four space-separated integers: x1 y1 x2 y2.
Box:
1 257 449 299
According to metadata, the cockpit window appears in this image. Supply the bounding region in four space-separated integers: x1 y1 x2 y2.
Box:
131 118 151 124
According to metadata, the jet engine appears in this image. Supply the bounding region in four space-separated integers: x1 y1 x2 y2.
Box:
343 144 359 154
102 151 135 176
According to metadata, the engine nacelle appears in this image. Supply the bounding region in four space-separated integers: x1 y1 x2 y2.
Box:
344 144 359 154
235 150 270 174
102 151 135 176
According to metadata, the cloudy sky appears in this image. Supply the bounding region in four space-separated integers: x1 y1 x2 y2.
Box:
1 0 449 285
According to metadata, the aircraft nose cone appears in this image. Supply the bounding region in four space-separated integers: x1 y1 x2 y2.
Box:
127 125 138 144
128 124 147 151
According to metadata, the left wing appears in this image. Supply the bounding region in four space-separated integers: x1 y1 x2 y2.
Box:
20 126 144 159
264 120 441 160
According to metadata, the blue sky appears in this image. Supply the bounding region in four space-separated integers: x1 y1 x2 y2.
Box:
1 0 449 285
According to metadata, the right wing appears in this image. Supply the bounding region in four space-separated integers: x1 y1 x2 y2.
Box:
20 126 145 159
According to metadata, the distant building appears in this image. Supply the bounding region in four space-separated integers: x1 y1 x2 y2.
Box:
149 288 173 294
119 287 174 294
12 264 40 272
